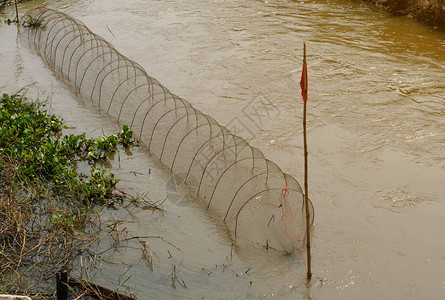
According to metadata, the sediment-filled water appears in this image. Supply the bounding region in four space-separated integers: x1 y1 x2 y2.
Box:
1 0 444 298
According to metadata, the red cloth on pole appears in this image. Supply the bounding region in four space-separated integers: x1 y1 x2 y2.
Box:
300 59 308 102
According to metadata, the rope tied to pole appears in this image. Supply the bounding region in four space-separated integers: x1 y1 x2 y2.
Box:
280 185 307 272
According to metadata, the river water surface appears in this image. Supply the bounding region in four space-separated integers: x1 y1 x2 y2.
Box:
1 0 444 299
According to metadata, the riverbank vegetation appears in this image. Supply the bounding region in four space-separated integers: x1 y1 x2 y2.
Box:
0 91 154 299
356 0 445 29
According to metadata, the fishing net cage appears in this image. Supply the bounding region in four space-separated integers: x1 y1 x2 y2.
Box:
22 7 314 254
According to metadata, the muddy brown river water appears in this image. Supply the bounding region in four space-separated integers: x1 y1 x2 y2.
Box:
1 0 444 299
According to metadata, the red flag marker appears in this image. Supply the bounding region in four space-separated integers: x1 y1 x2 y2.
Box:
300 45 308 102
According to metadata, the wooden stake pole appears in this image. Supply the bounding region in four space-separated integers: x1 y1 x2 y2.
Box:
56 270 68 300
14 0 19 22
302 42 312 279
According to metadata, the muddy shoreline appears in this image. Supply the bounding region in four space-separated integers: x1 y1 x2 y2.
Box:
355 0 445 30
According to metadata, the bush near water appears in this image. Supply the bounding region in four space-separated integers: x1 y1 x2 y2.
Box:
356 0 445 29
0 92 140 298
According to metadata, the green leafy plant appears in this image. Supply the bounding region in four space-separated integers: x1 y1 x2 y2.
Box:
0 92 138 206
21 15 43 28
119 124 138 147
4 18 19 25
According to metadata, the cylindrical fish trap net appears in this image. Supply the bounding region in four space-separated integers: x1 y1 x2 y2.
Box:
23 7 314 254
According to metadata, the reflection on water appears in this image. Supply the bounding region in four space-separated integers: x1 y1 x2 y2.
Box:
0 0 444 298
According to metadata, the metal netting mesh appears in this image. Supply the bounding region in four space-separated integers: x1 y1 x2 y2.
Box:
23 7 314 253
